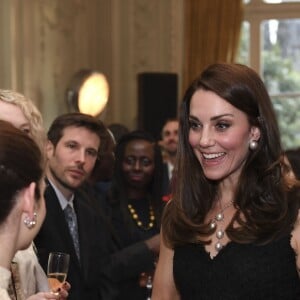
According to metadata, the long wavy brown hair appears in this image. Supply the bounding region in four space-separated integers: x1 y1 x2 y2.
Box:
162 63 300 248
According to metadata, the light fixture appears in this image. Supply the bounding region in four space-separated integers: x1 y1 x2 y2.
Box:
66 69 109 117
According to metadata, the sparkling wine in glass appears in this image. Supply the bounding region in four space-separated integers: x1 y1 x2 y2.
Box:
47 252 70 294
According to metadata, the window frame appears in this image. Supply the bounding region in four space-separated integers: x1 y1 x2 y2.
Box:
244 0 300 74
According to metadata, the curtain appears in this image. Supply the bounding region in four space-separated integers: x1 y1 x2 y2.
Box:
182 0 244 91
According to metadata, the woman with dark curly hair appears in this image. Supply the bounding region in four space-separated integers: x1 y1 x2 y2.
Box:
152 63 300 299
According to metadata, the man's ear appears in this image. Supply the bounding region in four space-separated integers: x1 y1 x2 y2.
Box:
21 182 36 218
45 140 54 159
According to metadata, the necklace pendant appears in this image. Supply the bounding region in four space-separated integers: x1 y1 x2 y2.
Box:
216 212 224 221
216 229 224 239
215 241 223 252
210 220 217 230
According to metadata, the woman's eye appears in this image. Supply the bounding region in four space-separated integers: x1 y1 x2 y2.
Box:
142 158 152 166
216 122 230 130
189 120 201 130
125 157 135 165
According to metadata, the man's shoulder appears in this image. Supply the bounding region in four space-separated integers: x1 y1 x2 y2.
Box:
76 184 107 209
44 178 57 199
74 187 105 220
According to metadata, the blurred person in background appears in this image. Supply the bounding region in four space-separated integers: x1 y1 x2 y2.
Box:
88 128 116 197
108 123 130 144
159 118 179 198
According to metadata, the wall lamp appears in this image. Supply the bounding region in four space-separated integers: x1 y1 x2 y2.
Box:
66 69 109 117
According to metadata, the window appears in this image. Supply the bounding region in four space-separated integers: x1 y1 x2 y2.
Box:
238 0 300 148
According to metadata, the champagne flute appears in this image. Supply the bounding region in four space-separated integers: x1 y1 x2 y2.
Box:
47 252 70 295
140 256 158 300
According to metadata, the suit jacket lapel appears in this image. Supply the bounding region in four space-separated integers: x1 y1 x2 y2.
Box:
73 193 91 278
45 181 81 269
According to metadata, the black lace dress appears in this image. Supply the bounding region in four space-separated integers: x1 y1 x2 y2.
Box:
173 236 300 300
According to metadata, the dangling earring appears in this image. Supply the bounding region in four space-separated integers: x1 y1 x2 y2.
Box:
249 140 258 150
24 212 37 229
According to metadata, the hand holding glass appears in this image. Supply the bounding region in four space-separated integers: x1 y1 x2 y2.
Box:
47 252 70 294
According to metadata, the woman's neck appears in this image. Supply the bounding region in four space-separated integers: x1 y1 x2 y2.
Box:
0 234 16 270
127 189 148 200
218 178 237 205
0 213 20 270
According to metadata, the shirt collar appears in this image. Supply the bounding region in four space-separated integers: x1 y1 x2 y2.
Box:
47 178 75 210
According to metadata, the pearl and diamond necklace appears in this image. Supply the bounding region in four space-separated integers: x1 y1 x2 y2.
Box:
210 200 234 252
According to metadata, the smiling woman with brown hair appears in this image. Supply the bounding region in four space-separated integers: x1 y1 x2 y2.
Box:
152 63 300 300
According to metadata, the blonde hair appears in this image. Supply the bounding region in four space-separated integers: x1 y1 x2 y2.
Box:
0 89 45 150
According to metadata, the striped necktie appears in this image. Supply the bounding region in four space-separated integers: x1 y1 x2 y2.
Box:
64 204 80 261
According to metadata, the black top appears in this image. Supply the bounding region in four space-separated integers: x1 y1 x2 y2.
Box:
114 198 159 246
173 236 300 300
162 162 172 196
110 197 159 300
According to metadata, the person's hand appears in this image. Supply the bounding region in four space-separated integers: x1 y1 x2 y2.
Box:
139 271 155 287
26 292 59 299
26 281 71 300
57 281 71 299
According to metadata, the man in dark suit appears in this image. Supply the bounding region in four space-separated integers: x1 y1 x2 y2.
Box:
34 113 116 300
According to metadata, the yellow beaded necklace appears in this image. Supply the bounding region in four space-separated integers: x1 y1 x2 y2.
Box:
128 203 155 231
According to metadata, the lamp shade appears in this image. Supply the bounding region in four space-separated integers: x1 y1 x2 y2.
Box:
66 69 109 116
